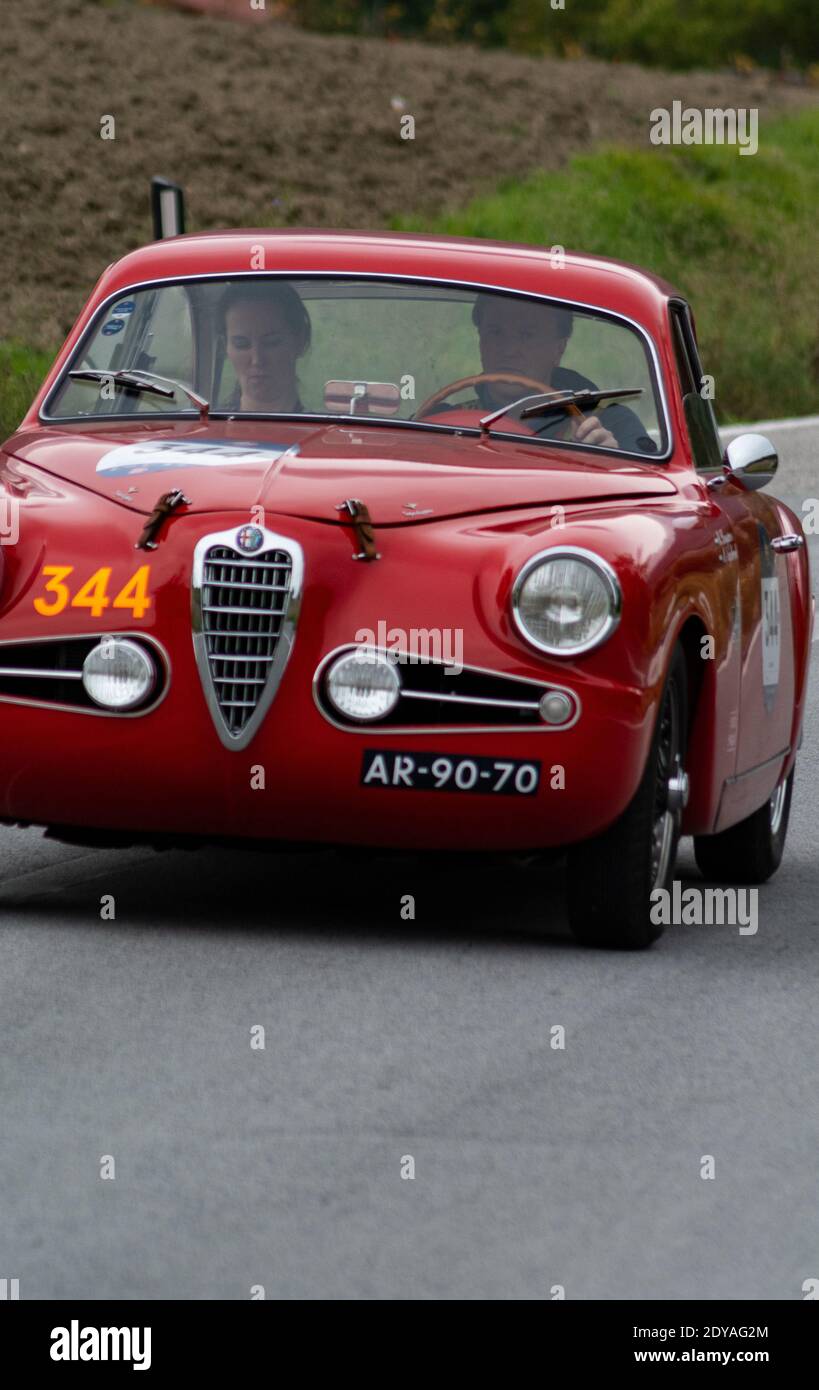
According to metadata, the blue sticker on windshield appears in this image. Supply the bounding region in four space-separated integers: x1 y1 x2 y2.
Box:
96 439 298 476
101 318 125 336
112 300 136 315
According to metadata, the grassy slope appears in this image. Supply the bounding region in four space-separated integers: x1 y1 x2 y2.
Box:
0 344 54 442
395 108 819 423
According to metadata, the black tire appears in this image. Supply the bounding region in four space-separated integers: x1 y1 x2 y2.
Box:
693 768 794 885
567 645 688 949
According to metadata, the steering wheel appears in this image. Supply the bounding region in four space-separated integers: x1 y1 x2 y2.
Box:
416 372 569 421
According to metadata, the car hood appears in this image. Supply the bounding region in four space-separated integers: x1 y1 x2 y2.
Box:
7 419 676 523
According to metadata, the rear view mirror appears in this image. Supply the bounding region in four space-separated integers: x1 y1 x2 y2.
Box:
723 432 778 492
151 176 185 240
324 380 401 416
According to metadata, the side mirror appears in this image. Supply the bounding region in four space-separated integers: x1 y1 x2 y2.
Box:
723 432 778 491
151 176 185 240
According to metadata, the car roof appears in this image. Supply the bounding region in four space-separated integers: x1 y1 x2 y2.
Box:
95 230 683 336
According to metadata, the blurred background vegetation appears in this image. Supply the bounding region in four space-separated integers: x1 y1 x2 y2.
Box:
4 106 814 437
1 1 816 437
396 107 819 423
283 0 818 72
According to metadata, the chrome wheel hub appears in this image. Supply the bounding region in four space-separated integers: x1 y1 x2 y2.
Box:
667 760 690 814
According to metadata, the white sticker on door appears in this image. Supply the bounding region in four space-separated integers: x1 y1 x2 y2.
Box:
757 523 781 711
761 577 780 688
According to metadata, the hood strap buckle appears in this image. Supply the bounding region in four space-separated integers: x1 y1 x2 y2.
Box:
135 488 191 551
336 498 380 561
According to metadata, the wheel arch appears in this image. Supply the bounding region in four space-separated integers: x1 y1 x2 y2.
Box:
674 611 722 834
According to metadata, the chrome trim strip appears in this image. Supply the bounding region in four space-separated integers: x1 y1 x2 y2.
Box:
0 666 84 680
191 525 304 750
511 544 622 658
401 689 541 711
724 747 790 786
0 631 170 718
39 270 673 462
313 642 581 735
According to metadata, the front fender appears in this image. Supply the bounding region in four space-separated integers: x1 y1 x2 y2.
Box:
476 497 738 835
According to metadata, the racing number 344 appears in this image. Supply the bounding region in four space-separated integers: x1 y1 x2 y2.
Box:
33 565 152 619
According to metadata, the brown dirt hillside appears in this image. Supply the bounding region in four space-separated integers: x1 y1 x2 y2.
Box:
1 0 815 348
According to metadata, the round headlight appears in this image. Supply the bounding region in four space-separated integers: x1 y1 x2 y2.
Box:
512 548 621 656
82 638 156 710
326 649 401 722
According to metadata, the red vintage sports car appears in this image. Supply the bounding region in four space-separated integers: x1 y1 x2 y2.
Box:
0 227 811 946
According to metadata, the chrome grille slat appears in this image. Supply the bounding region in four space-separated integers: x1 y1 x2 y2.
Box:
204 580 290 593
203 628 283 639
204 603 288 614
198 540 295 739
207 552 289 561
213 676 267 686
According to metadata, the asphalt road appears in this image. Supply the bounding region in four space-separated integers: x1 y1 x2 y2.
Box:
1 418 817 1301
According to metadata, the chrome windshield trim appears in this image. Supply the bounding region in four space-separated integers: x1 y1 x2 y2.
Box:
39 270 673 461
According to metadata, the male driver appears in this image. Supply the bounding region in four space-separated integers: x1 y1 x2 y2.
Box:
472 294 657 454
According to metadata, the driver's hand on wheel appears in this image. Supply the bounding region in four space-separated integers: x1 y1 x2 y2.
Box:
570 414 618 449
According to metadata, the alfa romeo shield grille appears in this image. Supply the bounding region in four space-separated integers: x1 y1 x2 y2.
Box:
192 528 305 749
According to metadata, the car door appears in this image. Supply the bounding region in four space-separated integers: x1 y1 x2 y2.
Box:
670 301 795 781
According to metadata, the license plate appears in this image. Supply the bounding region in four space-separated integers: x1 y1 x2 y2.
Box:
361 750 541 796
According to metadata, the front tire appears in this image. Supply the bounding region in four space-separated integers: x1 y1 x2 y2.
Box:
567 645 688 949
693 769 794 885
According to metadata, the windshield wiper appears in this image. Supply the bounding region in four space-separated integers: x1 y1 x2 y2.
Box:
67 369 210 420
480 387 643 434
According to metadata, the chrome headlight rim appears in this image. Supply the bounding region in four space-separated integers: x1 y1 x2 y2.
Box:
511 545 622 657
324 646 402 723
82 637 157 711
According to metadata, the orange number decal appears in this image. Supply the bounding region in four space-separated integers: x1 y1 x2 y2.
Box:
71 567 112 618
112 565 152 620
34 564 152 618
33 565 74 616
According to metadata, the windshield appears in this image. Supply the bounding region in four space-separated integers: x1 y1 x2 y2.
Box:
45 276 669 456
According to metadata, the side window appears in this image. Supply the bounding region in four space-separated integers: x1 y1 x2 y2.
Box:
670 305 722 472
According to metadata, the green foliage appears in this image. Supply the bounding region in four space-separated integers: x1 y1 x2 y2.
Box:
395 109 819 421
0 342 53 442
283 0 819 68
587 0 817 70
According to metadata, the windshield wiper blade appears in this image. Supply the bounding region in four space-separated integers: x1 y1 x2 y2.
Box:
480 386 643 433
67 369 210 420
69 369 173 398
521 387 643 418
